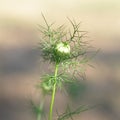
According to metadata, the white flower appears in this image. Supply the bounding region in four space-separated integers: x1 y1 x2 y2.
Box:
56 42 70 54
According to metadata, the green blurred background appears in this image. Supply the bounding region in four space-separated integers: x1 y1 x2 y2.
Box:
0 0 120 120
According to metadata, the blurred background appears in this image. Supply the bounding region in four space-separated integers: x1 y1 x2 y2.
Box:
0 0 120 120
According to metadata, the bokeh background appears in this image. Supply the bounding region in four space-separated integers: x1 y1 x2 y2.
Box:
0 0 120 120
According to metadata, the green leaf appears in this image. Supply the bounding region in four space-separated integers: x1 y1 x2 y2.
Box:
30 101 43 115
57 105 93 120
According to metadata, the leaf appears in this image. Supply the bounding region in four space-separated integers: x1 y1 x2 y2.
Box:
30 100 43 115
57 105 94 120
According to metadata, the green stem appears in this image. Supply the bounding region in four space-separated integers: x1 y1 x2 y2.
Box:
37 96 45 120
48 63 59 120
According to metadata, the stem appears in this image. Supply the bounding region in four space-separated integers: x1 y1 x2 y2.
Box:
37 96 45 120
48 63 59 120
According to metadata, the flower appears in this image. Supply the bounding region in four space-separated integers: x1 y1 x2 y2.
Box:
56 42 70 54
41 81 53 94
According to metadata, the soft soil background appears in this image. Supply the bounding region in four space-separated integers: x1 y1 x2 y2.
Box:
0 0 120 120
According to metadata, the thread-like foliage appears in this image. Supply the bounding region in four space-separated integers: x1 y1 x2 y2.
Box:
34 14 97 120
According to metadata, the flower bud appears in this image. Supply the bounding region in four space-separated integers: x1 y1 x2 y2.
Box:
56 42 70 54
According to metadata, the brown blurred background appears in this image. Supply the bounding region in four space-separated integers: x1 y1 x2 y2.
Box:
0 0 120 120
